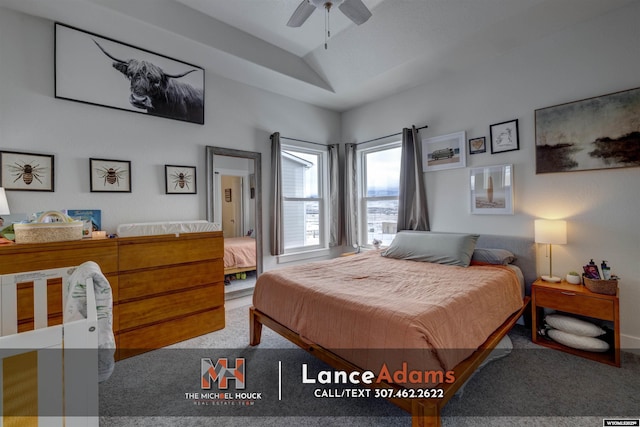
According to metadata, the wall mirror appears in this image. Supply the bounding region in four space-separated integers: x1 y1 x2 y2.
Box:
206 146 262 298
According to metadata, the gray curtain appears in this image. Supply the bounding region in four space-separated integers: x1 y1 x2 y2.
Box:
328 144 342 247
344 143 358 247
397 126 430 231
270 132 284 255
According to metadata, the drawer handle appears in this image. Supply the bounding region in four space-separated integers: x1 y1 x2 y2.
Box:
561 291 576 296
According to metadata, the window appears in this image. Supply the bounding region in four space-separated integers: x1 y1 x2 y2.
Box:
358 143 402 247
281 145 327 253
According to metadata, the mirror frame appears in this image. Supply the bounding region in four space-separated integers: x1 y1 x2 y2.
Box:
206 146 263 276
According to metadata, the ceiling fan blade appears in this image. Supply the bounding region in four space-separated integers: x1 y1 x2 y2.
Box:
287 1 317 27
338 0 372 25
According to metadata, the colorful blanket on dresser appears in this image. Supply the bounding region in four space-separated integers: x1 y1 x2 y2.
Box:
65 261 116 383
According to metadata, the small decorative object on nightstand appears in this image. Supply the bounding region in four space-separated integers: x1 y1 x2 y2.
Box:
565 271 581 284
531 278 620 367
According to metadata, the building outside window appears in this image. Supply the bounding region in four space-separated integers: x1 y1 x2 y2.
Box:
358 142 401 247
281 145 327 253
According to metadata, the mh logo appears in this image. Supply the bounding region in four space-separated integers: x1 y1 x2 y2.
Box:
201 358 245 390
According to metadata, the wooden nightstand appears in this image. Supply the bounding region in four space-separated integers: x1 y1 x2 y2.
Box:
531 278 620 367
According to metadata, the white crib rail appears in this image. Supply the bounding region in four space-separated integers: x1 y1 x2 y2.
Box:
0 266 99 427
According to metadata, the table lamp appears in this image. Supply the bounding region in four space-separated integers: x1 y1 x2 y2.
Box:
0 188 10 216
534 219 567 283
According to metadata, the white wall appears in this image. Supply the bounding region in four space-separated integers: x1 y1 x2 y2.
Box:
342 2 640 347
0 7 341 272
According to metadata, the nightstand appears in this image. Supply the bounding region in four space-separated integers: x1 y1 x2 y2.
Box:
531 278 620 367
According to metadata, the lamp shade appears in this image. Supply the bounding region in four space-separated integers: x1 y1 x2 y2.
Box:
534 219 567 245
0 188 9 215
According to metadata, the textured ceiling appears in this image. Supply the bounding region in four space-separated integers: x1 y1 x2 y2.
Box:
1 0 637 112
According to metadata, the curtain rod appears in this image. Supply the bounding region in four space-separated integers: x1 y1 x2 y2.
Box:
279 136 330 147
351 124 429 146
277 123 428 147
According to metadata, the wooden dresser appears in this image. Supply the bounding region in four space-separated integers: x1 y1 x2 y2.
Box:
0 231 225 359
116 232 224 358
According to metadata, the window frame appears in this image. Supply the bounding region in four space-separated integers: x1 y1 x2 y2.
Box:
356 140 402 248
280 142 329 255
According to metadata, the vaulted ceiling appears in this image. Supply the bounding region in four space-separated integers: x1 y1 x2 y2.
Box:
1 0 636 112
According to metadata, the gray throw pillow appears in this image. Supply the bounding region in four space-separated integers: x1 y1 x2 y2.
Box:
381 231 480 267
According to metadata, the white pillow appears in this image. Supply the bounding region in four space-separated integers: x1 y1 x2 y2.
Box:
544 314 605 337
547 329 610 352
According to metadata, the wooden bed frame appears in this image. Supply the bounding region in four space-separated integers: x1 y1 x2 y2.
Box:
250 297 530 427
224 265 257 276
223 236 257 276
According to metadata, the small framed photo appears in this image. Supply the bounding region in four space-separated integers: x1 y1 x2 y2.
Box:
90 158 131 192
421 131 466 172
470 164 514 215
490 119 519 154
469 137 486 155
0 150 54 191
165 165 196 194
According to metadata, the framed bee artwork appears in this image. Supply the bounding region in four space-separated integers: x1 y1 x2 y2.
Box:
165 165 196 194
0 150 55 191
90 158 131 192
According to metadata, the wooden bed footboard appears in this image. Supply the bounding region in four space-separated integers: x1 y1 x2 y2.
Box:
249 297 530 427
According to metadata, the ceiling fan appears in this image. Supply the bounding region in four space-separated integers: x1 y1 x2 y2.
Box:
287 0 373 48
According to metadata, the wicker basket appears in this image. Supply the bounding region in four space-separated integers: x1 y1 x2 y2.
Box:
14 211 83 244
583 277 618 295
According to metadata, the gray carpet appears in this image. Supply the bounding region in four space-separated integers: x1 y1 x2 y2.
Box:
99 304 640 426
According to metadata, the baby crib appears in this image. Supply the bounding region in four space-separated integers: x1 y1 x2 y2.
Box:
0 266 99 427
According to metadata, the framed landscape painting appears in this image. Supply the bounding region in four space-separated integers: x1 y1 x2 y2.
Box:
535 87 640 173
55 23 205 124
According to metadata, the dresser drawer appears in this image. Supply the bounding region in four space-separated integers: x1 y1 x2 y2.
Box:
118 308 225 359
118 283 224 330
118 233 223 271
534 288 614 320
118 260 223 301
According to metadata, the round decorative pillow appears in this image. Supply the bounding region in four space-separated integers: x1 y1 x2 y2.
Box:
547 329 610 352
544 314 605 337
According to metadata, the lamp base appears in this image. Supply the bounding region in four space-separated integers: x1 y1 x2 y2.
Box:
541 275 562 283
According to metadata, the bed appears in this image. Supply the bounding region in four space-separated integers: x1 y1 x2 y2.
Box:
0 263 109 426
223 236 257 276
250 232 535 427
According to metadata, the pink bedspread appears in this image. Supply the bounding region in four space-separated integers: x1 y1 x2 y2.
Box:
253 251 523 379
224 237 256 269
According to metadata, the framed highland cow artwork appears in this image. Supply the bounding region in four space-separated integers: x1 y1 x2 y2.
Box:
55 23 205 124
535 87 640 173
